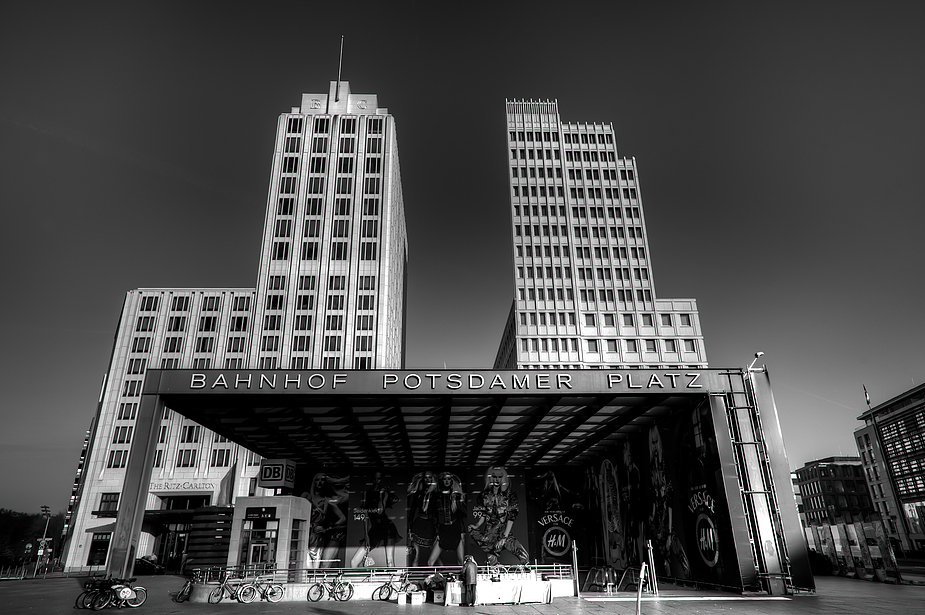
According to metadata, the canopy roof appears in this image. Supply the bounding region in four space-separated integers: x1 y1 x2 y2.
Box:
146 369 741 468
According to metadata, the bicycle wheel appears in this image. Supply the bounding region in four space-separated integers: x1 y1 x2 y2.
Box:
208 586 225 604
334 581 354 601
126 586 147 607
90 590 112 611
266 584 285 602
75 591 90 609
373 584 392 601
174 581 192 603
238 584 258 604
80 590 99 609
307 583 324 602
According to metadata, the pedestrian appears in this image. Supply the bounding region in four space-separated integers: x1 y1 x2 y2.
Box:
462 555 478 606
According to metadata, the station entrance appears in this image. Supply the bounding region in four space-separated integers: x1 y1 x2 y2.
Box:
105 368 813 594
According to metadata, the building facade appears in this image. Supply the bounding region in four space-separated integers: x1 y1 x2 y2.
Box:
495 100 707 369
856 382 925 552
62 82 408 572
793 456 874 527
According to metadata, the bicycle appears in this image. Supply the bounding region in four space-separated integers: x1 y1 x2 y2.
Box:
307 571 354 601
173 569 202 603
89 577 147 610
75 576 107 609
372 571 419 601
240 574 285 602
208 571 253 603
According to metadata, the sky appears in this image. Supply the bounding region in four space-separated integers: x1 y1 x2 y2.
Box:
2 1 924 515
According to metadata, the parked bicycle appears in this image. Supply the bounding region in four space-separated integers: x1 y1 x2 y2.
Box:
372 571 419 601
75 576 108 609
88 577 147 610
208 571 251 603
240 574 285 602
307 571 354 601
173 569 202 603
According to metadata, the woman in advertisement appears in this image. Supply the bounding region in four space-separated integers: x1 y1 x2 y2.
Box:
407 471 438 566
427 472 466 565
350 471 401 567
303 473 349 568
468 466 529 565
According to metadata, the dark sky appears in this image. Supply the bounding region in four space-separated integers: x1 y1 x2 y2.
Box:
2 1 924 514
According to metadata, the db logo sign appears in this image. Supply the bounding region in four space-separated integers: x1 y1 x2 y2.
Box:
258 459 296 489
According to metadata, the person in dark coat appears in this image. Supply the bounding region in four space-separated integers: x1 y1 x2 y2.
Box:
461 555 478 606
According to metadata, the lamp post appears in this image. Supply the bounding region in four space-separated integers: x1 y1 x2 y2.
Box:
33 505 51 578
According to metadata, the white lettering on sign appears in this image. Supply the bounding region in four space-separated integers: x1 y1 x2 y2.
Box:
188 371 705 393
150 482 215 491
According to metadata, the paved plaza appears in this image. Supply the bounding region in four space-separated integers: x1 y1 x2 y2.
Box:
1 575 924 615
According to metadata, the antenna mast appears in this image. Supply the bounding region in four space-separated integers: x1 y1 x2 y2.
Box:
335 35 344 102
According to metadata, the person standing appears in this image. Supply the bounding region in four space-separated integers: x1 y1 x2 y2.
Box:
462 555 478 606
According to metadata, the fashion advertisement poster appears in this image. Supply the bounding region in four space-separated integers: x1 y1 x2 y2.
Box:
593 404 740 587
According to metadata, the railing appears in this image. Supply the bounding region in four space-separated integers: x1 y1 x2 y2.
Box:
191 562 574 586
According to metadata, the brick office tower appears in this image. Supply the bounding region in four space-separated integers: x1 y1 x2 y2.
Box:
495 100 707 369
62 82 408 572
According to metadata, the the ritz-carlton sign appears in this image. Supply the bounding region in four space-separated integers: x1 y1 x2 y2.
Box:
152 369 719 396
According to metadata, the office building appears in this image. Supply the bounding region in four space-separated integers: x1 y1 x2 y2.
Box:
62 82 408 572
495 100 707 369
856 382 925 551
793 456 874 527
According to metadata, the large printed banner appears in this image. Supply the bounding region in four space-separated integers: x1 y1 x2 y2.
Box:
589 402 741 587
283 403 741 587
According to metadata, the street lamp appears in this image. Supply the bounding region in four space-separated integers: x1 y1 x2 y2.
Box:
33 506 51 578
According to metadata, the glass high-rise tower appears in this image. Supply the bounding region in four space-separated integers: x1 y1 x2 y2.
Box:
495 100 707 370
62 82 407 572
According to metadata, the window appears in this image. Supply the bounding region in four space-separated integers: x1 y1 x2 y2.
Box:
261 335 280 351
360 242 377 260
645 339 658 352
107 450 129 469
587 339 599 352
355 336 373 351
118 403 137 420
323 336 342 351
272 241 290 260
135 316 155 332
265 294 285 310
122 380 142 397
210 448 232 468
171 296 190 311
641 313 653 327
292 334 311 351
176 449 197 468
660 314 672 326
664 339 677 352
299 276 316 291
99 493 119 512
584 314 595 326
625 339 638 353
622 314 634 326
131 337 151 353
680 313 692 326
227 336 246 353
302 241 319 260
112 426 133 444
195 337 214 353
331 242 349 260
180 425 200 443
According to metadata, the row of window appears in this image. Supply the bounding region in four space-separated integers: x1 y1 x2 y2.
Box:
514 224 644 241
519 311 693 328
517 287 654 304
270 240 378 261
276 196 381 218
515 205 641 220
519 337 696 354
518 265 650 281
